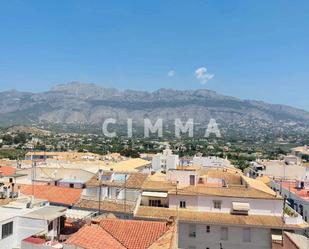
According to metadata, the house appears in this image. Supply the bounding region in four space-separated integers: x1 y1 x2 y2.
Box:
270 179 309 223
76 170 148 218
16 167 95 188
64 218 177 249
135 167 309 249
0 198 66 249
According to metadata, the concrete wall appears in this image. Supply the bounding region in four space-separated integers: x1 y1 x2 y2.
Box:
169 195 283 216
83 186 139 202
263 164 307 180
178 222 272 249
167 170 197 188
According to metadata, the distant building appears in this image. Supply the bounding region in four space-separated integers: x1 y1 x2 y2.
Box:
192 155 232 168
152 148 179 172
292 145 309 158
247 156 309 180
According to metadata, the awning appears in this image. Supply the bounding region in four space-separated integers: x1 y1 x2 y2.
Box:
142 191 168 198
232 202 250 211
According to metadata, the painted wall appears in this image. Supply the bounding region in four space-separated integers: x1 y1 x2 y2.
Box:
169 195 283 216
178 222 272 249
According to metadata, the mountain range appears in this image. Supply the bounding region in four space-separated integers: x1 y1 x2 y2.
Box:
1 82 309 135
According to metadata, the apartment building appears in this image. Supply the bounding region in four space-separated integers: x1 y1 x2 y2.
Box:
135 167 308 249
0 198 66 249
152 148 179 172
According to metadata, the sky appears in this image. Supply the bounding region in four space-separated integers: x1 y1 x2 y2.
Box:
0 1 309 110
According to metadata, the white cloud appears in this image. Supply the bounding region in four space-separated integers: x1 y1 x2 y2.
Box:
195 67 214 84
167 70 176 77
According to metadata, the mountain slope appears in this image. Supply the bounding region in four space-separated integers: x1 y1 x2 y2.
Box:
0 82 308 133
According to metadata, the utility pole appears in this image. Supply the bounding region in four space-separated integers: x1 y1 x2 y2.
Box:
124 174 127 216
98 170 102 215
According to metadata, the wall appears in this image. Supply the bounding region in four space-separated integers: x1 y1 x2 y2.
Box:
169 195 283 216
141 196 169 207
0 217 16 249
263 164 306 180
167 170 197 188
178 222 272 249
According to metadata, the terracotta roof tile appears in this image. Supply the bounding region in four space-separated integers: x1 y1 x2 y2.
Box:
100 219 169 249
66 224 126 249
87 172 148 189
171 184 279 199
74 199 135 214
0 166 16 177
66 218 174 249
142 180 176 192
19 184 82 206
135 206 309 230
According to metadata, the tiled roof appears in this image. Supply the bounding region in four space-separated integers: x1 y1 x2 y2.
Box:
100 219 170 249
256 175 271 185
0 166 16 176
278 181 309 201
66 218 175 249
66 224 126 249
199 168 243 185
86 172 148 189
148 223 177 249
108 158 151 172
23 237 46 245
74 199 135 214
19 184 82 206
170 184 279 199
135 206 309 230
242 175 276 196
142 180 177 192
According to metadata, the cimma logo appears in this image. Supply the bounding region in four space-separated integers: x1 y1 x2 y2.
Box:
102 118 221 138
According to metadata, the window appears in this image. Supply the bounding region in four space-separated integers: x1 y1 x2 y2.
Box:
2 222 13 239
206 225 210 233
189 175 195 185
243 228 251 242
220 227 228 241
213 200 221 210
48 221 53 231
149 199 161 207
69 183 74 188
180 201 186 208
189 224 196 238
